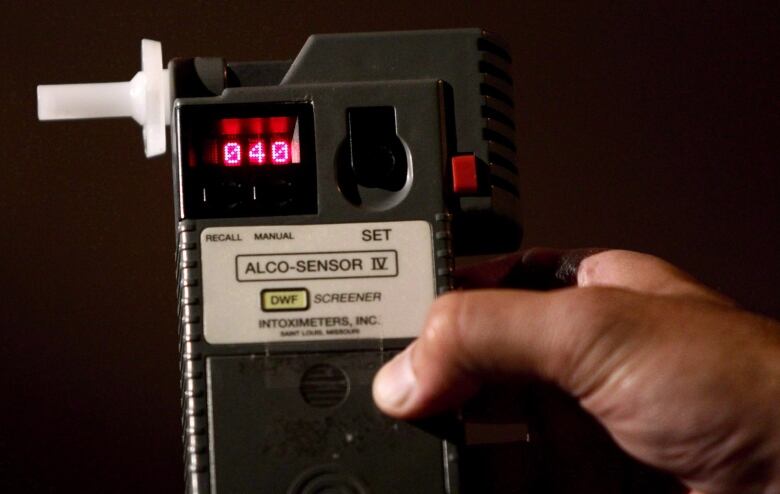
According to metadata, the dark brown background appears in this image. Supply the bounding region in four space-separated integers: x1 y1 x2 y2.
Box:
1 1 778 492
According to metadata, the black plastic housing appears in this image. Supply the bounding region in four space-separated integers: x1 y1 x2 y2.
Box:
169 29 522 494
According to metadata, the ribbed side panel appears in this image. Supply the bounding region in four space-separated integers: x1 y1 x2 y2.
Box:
177 220 210 494
434 213 454 295
478 33 520 199
433 212 459 493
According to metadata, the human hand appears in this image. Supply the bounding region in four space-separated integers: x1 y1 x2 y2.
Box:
372 249 780 494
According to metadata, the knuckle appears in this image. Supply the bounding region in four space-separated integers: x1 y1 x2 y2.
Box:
576 251 609 286
422 292 472 359
579 249 676 286
577 249 632 286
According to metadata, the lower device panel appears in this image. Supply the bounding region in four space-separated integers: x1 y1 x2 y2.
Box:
207 351 455 493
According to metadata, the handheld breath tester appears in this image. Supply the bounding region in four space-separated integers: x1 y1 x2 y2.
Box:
37 29 522 493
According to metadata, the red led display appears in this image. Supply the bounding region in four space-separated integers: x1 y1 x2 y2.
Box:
248 139 266 165
271 140 291 165
199 116 300 167
223 141 242 166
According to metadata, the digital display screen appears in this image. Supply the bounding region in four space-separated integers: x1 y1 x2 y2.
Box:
178 103 316 219
199 116 301 167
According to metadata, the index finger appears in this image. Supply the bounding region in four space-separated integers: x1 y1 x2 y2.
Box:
456 248 733 306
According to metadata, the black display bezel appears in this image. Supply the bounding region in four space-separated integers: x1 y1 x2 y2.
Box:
178 102 317 219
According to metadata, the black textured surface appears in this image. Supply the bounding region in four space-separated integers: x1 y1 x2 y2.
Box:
172 79 458 492
208 353 446 494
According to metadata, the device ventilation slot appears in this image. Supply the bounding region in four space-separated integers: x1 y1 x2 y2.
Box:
480 83 514 108
490 174 520 198
478 39 516 130
488 150 518 174
483 128 516 153
484 118 515 144
300 389 346 408
300 364 349 408
482 106 515 130
477 36 513 63
479 35 519 200
483 97 514 125
479 61 513 86
482 72 514 99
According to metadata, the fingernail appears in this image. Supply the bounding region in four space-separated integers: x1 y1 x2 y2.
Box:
373 348 417 411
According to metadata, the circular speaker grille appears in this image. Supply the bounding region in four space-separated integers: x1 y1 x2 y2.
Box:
288 465 368 494
299 364 349 408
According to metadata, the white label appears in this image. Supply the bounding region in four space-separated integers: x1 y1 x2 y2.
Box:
236 250 398 282
201 221 435 344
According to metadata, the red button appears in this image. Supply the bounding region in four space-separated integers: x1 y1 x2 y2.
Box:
451 154 479 194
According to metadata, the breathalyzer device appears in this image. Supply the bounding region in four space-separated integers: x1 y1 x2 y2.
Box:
37 29 522 493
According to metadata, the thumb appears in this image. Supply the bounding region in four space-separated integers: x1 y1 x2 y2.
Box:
372 287 632 417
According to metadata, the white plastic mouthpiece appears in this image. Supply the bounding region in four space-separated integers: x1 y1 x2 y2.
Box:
36 40 170 157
